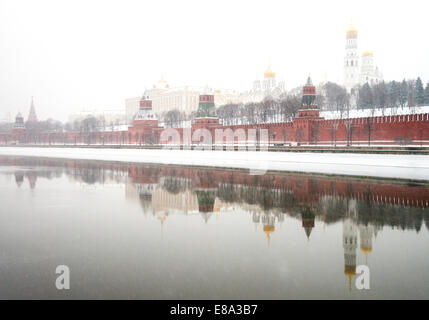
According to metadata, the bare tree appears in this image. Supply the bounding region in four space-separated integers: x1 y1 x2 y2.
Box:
364 117 376 146
330 122 339 147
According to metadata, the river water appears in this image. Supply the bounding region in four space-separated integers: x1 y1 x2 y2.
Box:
0 155 428 299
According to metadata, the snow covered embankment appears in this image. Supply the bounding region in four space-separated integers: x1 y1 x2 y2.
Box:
1 147 429 181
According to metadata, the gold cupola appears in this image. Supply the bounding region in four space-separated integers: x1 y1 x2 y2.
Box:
263 225 275 245
264 65 276 78
346 22 358 38
362 49 374 57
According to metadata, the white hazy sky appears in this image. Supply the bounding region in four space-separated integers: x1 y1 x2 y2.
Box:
0 0 428 122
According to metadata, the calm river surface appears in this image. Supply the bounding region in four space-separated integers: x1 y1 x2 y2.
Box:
0 155 428 299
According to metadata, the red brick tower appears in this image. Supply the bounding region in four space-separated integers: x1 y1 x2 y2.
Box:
298 76 320 119
293 76 324 145
11 113 26 143
192 94 220 130
129 95 162 144
12 113 26 134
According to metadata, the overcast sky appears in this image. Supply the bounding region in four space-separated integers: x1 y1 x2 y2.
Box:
0 0 428 122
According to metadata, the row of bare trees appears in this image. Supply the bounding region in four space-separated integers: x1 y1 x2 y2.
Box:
217 94 301 126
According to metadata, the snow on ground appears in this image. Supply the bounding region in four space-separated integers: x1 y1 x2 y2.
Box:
1 147 429 181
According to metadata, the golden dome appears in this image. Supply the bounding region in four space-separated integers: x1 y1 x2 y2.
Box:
157 215 167 224
347 25 357 33
344 265 356 291
344 268 356 277
263 225 275 245
360 246 372 254
263 225 274 233
362 50 373 57
264 65 276 78
346 23 358 38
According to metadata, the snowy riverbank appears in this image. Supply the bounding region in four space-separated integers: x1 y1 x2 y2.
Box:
1 147 429 181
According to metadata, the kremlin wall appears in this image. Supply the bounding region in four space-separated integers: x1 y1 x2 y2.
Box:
1 77 429 147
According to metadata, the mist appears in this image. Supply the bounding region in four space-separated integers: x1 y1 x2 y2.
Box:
0 0 428 122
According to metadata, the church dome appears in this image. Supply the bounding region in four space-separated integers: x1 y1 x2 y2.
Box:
362 50 373 57
263 225 275 245
346 24 358 38
264 65 276 78
360 246 372 255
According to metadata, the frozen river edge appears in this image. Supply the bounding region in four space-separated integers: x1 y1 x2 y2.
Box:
1 146 429 182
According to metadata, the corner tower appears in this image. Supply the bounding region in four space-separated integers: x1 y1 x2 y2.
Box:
344 22 359 93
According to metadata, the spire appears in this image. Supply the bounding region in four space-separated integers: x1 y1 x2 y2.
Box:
306 75 313 86
27 96 38 122
304 227 312 240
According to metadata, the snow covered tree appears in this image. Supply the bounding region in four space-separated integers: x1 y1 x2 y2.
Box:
323 82 350 112
357 83 373 109
416 77 425 106
373 81 388 110
399 79 408 108
407 80 416 107
388 80 400 109
425 82 429 105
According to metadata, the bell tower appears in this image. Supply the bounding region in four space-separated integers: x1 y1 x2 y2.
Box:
344 21 359 93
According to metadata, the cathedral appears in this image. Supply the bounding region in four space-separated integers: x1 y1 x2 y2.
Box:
241 65 286 104
344 23 383 93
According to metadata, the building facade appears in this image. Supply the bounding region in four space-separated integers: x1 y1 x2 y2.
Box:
125 76 241 123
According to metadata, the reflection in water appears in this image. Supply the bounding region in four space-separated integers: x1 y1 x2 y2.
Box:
0 155 428 298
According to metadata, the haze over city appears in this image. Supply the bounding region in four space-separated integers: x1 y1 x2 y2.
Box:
1 0 429 306
1 0 428 122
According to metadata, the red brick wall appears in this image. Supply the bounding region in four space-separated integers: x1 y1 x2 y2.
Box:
1 113 428 146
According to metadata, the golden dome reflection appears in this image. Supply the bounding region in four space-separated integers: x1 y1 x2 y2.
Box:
362 50 374 57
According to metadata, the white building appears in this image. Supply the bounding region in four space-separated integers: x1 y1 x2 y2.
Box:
125 96 141 124
343 23 383 93
241 65 286 104
360 50 383 86
125 76 241 123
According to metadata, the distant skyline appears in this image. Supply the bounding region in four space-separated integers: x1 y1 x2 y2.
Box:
1 0 428 122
